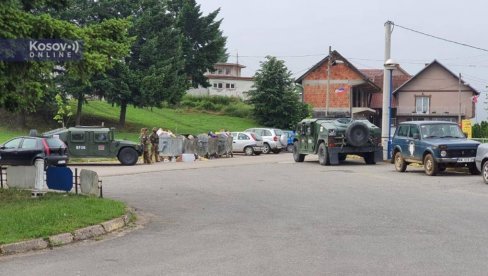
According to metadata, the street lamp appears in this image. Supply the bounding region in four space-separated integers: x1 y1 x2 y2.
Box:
384 58 398 160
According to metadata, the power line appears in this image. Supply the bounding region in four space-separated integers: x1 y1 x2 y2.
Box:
391 22 488 53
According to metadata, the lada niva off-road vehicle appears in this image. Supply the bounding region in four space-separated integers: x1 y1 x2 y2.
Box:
292 118 383 165
392 121 480 176
43 126 142 165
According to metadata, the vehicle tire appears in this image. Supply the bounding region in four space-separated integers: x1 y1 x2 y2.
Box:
262 143 271 154
293 141 305 162
338 154 347 162
286 144 294 152
244 146 254 156
318 143 330 166
363 152 376 165
468 163 480 175
118 147 139 165
483 161 488 184
345 122 370 147
424 154 438 176
394 151 407 172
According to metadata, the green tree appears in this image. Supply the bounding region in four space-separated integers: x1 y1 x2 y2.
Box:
247 56 310 129
168 0 228 87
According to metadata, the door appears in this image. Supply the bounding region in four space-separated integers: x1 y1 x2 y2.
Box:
18 137 40 165
0 138 23 165
235 133 250 152
91 131 110 156
69 131 88 157
408 125 423 161
394 125 410 158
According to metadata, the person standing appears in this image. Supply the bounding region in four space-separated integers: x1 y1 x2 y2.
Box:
149 127 160 162
139 128 151 164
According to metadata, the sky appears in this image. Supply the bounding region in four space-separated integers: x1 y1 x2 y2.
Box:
198 0 488 122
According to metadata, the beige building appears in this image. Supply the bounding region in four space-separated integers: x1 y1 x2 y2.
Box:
186 63 254 99
393 60 479 124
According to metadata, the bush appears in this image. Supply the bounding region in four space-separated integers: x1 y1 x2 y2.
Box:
180 95 253 117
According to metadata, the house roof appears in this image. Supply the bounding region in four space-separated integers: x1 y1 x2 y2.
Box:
393 59 480 95
361 67 412 109
295 50 381 91
207 75 253 81
214 62 246 68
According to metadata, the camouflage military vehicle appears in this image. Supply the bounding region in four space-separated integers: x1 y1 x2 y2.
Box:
292 118 383 165
43 126 143 165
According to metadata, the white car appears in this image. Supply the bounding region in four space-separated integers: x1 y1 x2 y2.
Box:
244 128 287 154
230 132 264 156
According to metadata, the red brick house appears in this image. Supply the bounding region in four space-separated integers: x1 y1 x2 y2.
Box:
296 50 381 121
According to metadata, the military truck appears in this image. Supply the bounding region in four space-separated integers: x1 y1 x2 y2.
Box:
292 118 383 165
43 126 143 165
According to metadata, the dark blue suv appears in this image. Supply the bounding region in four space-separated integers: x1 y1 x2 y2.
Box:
391 121 480 176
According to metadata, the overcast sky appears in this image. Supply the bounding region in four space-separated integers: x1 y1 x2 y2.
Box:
199 0 488 122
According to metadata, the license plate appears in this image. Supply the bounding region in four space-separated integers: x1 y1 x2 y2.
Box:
457 157 474 163
58 160 66 164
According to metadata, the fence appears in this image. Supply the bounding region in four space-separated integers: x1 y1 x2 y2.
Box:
159 134 233 159
0 166 102 198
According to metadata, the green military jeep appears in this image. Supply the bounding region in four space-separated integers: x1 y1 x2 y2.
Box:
43 126 143 165
293 118 383 165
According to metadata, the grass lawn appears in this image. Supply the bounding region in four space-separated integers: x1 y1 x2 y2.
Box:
0 189 126 245
82 100 258 142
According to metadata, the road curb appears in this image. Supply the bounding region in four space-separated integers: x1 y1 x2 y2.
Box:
0 210 135 256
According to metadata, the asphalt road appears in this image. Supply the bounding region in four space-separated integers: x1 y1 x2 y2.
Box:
2 153 488 275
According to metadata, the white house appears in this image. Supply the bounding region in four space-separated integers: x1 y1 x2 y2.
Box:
187 63 254 99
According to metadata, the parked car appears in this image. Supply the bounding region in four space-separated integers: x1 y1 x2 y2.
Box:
475 143 488 183
292 118 382 165
392 121 480 176
0 136 69 166
282 130 296 152
230 132 263 156
244 128 287 154
43 126 142 165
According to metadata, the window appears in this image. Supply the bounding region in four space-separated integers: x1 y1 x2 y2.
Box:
217 69 223 74
226 83 230 89
230 84 235 89
225 68 231 75
46 138 66 148
94 133 108 142
71 133 85 142
21 138 38 149
238 133 249 140
396 125 409 137
408 126 420 138
3 138 22 149
213 83 217 88
416 96 429 114
217 83 223 89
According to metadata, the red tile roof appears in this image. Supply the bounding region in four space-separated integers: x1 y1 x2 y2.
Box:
359 68 411 109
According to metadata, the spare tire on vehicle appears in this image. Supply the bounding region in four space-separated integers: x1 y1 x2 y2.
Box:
345 121 370 147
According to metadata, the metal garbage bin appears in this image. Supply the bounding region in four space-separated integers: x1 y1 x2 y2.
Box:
196 134 209 158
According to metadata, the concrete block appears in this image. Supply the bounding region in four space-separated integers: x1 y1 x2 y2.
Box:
73 225 105 241
0 238 48 255
101 217 125 233
80 169 99 196
6 166 37 189
48 233 73 246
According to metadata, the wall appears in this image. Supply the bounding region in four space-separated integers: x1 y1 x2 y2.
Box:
187 78 254 99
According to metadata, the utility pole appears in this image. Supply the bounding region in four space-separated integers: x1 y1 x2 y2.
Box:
326 46 332 117
458 73 462 124
381 21 393 160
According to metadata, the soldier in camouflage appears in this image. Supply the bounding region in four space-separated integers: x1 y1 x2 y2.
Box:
139 128 151 164
149 127 160 163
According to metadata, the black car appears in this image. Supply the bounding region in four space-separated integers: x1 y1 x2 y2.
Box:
0 136 69 166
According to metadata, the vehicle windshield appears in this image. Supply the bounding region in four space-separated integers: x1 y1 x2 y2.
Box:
420 124 465 139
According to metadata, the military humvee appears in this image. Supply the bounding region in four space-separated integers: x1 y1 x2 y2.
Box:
43 126 143 165
292 118 383 165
